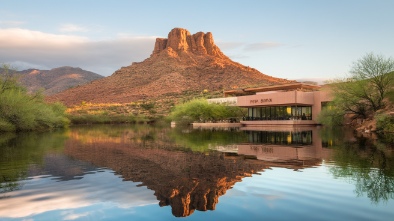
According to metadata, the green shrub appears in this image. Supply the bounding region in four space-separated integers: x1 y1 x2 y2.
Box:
0 65 69 131
0 118 15 132
140 101 155 110
168 98 245 124
375 113 394 132
317 105 345 127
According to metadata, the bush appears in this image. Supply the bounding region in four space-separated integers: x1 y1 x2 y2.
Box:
0 65 69 131
375 113 394 132
168 98 245 124
317 105 345 127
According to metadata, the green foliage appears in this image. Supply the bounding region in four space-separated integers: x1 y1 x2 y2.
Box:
332 53 394 119
0 130 69 193
317 104 345 127
140 101 155 110
375 113 394 132
168 98 245 125
0 65 69 132
329 136 394 204
168 127 248 152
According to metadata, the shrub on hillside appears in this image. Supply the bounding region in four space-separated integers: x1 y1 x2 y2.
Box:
375 113 394 133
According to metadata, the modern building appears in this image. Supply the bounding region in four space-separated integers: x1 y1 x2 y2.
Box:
222 83 333 126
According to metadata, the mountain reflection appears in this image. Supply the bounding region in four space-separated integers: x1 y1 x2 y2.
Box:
63 125 331 217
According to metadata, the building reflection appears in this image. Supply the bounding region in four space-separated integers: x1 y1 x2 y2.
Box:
212 126 332 170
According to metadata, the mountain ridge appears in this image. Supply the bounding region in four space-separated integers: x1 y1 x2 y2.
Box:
15 66 103 95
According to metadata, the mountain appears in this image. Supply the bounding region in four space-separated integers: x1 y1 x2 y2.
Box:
16 66 103 95
48 28 294 106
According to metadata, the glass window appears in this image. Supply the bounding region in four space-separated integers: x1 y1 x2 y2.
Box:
261 107 266 119
246 106 312 121
256 108 261 120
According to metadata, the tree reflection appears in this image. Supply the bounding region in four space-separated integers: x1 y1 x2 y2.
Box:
0 130 69 196
168 126 248 152
329 134 394 204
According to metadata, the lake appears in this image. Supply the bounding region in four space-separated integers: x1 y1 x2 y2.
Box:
0 124 393 221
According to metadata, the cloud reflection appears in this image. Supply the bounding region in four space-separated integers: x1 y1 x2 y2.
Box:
0 170 157 219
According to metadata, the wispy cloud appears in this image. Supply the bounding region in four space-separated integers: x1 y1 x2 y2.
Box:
59 24 89 33
0 20 25 26
0 28 156 76
244 42 283 51
62 211 91 220
216 41 244 50
217 41 284 52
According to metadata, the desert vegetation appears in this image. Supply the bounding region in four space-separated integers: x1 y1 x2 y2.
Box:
0 64 69 132
168 98 246 125
318 53 394 132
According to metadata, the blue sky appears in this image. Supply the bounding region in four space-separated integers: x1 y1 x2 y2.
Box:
1 0 393 82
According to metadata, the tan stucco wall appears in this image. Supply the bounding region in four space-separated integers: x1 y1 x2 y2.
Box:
237 91 320 107
236 89 333 123
237 91 297 107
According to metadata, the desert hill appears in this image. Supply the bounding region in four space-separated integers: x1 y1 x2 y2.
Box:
16 66 103 95
48 28 294 107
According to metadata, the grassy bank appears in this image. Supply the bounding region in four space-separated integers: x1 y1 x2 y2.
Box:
65 90 225 124
66 102 153 124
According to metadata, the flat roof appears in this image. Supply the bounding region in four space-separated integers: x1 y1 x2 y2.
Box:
224 83 321 96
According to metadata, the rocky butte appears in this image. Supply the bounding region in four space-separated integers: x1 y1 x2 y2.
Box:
49 28 293 106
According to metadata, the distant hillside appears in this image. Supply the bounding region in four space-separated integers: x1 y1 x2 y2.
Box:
48 28 294 106
16 66 103 95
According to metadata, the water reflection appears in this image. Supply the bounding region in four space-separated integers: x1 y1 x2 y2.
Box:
328 135 394 204
64 126 266 217
0 125 393 220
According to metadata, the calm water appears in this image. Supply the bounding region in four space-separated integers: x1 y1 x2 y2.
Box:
0 124 393 221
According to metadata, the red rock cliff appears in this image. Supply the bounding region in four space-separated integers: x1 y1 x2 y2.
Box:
152 28 226 58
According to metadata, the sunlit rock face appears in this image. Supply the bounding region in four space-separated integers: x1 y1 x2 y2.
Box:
152 28 225 58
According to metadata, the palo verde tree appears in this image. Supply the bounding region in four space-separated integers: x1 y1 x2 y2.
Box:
331 53 394 119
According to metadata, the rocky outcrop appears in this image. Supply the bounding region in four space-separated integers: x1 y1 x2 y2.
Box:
152 28 226 58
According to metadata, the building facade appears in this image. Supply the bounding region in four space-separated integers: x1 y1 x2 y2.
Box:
223 83 333 126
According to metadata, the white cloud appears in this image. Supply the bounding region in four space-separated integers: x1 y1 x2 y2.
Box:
244 42 283 51
0 170 157 219
0 28 156 76
59 24 89 33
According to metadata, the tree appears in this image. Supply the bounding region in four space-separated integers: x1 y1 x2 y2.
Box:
333 53 394 118
0 64 69 131
0 64 21 94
